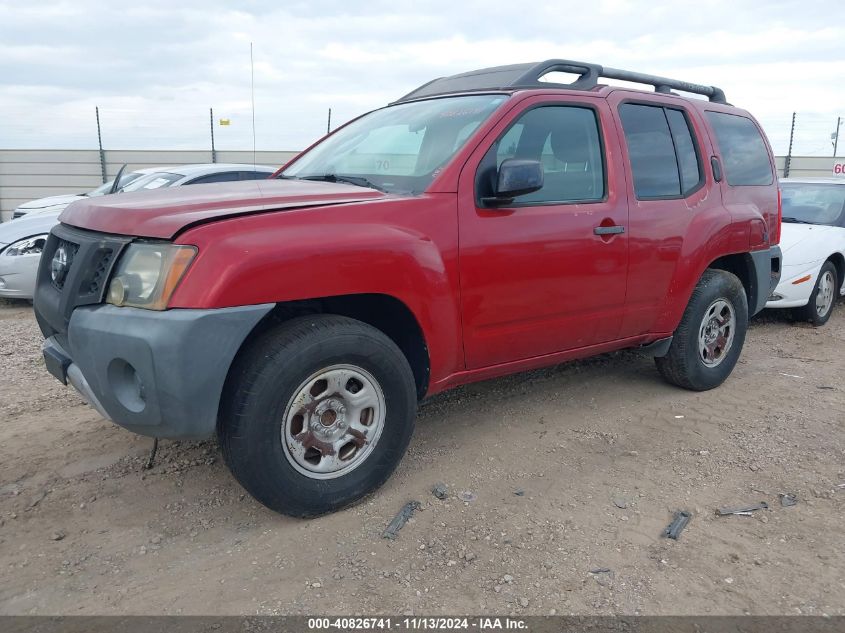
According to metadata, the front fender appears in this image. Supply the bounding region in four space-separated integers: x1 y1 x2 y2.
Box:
169 196 463 385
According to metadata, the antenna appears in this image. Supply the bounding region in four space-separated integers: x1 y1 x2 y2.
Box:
250 42 256 169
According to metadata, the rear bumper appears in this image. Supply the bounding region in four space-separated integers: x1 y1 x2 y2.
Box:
750 245 781 315
42 303 273 439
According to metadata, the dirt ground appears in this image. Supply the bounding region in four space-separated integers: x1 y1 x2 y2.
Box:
0 297 843 616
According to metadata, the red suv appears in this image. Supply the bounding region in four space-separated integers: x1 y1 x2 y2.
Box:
35 60 782 517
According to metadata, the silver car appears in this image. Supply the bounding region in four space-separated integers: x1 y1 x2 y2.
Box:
0 163 276 299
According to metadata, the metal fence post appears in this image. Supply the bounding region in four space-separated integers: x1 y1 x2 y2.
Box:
327 108 332 134
210 107 217 163
834 116 841 157
784 112 796 178
95 106 107 183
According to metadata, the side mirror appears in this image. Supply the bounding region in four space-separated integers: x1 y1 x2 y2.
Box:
483 159 543 206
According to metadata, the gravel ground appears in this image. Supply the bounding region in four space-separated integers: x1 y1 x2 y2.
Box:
0 297 843 615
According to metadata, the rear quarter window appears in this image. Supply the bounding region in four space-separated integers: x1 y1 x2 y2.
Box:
706 112 773 186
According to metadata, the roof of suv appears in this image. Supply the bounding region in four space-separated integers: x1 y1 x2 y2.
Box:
395 59 727 105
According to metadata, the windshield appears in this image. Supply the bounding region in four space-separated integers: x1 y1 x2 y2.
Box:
119 172 183 193
87 172 145 197
281 94 508 194
781 183 845 226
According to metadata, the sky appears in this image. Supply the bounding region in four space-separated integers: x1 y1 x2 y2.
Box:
1 0 843 155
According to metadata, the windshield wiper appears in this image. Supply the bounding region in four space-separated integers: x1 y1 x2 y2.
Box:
781 217 816 225
299 174 385 192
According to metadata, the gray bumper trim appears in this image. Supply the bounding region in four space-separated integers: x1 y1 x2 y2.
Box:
750 245 781 316
45 303 274 439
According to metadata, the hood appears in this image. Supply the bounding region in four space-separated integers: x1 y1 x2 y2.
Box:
59 179 388 239
17 194 85 211
0 211 61 246
778 222 835 254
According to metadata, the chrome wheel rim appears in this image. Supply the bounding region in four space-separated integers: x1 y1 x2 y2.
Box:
815 271 835 317
698 299 736 367
281 364 386 480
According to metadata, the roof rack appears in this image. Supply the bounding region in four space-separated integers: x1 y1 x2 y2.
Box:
394 59 727 104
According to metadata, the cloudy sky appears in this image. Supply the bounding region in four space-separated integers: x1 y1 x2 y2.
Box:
1 0 843 155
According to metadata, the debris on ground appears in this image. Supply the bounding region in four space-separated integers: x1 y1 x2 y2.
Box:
457 490 476 503
513 488 525 496
431 483 448 500
663 510 692 540
779 493 798 507
589 568 614 587
382 501 421 540
50 530 65 541
613 497 628 509
28 490 47 509
716 501 769 516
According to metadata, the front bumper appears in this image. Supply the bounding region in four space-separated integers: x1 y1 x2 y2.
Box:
42 303 273 439
0 249 40 299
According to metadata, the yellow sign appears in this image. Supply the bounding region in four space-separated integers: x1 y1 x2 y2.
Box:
219 118 231 126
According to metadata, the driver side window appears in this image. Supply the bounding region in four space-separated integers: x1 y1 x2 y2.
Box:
478 106 605 205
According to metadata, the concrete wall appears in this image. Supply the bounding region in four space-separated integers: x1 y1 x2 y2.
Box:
0 149 298 221
1 150 843 222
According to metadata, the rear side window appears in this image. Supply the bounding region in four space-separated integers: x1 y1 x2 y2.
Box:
239 171 271 180
618 103 702 199
705 112 773 186
185 171 240 185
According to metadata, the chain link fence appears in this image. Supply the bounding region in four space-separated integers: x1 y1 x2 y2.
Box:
0 103 841 156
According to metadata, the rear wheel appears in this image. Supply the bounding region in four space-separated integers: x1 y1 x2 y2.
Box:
655 269 748 391
218 315 417 517
794 262 837 327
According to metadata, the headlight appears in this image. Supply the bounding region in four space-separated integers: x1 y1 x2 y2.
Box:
106 243 197 310
2 234 48 257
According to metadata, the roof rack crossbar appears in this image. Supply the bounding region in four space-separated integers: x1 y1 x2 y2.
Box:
394 59 727 104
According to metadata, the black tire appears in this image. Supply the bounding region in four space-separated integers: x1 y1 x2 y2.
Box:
218 315 417 518
793 262 837 327
655 269 748 391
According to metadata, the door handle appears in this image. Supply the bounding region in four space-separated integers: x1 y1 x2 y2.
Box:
593 225 625 235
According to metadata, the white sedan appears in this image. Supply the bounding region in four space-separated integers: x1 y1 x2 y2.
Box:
766 178 845 325
0 163 275 299
11 168 157 218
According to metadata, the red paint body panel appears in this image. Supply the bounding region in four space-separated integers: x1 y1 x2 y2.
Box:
170 195 464 387
59 85 780 397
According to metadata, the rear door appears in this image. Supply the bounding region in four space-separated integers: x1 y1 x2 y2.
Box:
457 95 629 369
607 92 719 338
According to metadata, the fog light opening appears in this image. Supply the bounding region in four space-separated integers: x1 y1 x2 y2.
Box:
107 358 146 413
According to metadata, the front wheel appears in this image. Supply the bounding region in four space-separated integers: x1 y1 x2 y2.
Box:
655 269 748 391
794 262 837 327
218 315 417 517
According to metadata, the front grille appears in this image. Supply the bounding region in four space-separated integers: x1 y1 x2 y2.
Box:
34 224 133 338
83 248 114 295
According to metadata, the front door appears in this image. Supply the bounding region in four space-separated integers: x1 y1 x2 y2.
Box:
457 96 630 369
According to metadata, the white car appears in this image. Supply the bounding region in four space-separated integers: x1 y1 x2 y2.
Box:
11 168 157 219
766 178 845 325
0 163 276 299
